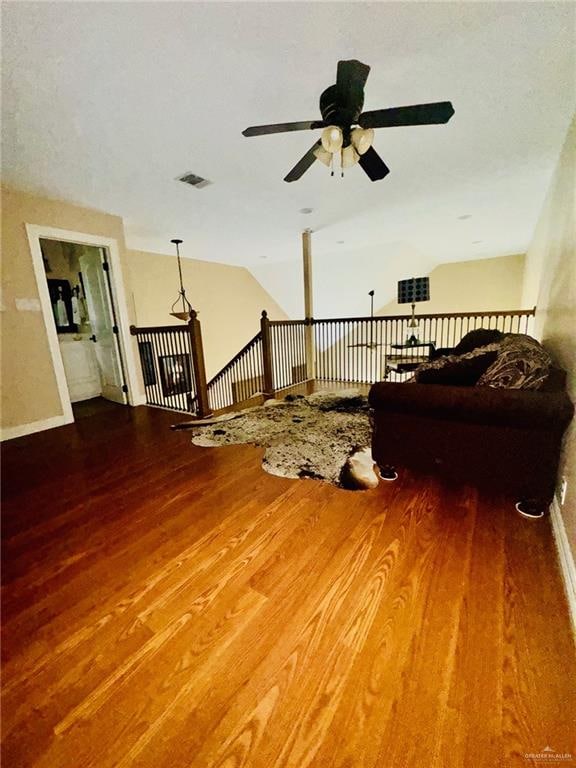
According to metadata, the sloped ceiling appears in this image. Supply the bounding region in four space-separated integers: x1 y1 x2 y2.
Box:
2 2 574 317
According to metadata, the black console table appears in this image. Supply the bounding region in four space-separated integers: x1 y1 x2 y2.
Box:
384 341 436 378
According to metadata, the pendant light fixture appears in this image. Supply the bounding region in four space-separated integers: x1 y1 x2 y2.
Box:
169 238 193 321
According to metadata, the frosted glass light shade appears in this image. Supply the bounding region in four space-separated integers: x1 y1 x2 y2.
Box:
351 127 374 155
313 146 333 167
341 144 360 168
321 125 343 154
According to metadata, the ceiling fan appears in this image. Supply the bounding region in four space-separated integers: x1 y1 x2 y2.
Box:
348 290 384 350
242 59 454 183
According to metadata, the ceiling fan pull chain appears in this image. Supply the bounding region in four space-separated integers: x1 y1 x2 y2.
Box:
330 153 335 177
340 149 344 178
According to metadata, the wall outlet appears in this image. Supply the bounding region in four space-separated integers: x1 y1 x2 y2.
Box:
560 477 568 506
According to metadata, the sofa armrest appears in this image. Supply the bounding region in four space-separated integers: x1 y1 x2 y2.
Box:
368 381 574 430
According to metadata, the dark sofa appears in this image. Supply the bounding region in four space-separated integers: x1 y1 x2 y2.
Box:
369 334 574 505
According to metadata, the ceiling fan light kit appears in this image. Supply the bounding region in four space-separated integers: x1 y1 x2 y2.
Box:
321 125 343 153
242 59 454 183
351 126 374 155
341 144 360 169
313 145 333 168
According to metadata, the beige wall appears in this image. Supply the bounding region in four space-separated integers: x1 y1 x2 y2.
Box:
522 117 576 558
316 253 527 379
1 186 287 434
377 253 526 316
126 250 287 379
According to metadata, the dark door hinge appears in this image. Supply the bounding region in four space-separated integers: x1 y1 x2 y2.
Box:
122 384 128 394
102 261 110 272
112 325 119 334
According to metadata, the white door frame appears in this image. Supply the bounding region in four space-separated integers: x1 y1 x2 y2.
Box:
25 224 141 423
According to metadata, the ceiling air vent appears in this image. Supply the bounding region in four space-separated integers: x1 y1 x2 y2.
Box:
178 172 211 189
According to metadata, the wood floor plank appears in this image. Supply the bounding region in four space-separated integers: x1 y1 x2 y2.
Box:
1 404 574 768
3 484 302 737
501 495 576 766
113 491 384 768
433 490 505 768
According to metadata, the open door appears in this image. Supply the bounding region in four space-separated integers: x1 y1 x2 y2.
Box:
79 248 127 404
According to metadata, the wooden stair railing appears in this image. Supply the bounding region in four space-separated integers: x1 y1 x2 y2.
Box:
130 310 212 418
205 330 265 412
131 306 537 416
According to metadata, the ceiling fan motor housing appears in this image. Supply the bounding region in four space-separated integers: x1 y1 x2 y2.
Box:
320 85 364 136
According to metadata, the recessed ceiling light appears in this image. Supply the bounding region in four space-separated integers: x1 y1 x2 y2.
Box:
260 255 268 259
472 240 483 244
299 207 313 214
458 214 472 220
337 240 345 244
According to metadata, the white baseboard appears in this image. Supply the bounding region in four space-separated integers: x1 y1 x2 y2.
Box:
550 496 576 638
0 414 71 442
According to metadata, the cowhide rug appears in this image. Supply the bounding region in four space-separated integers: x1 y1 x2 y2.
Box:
181 390 380 490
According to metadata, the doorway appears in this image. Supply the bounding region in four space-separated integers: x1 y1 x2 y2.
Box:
26 225 139 426
39 239 128 412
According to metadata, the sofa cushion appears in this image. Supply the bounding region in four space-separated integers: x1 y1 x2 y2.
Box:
477 334 552 390
414 344 500 386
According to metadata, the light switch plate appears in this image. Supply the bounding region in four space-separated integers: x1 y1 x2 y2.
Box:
15 297 42 312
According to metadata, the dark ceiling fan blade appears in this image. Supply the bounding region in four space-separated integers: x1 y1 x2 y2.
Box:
283 140 321 183
358 101 455 129
358 147 390 182
336 59 370 111
242 120 325 137
337 60 370 96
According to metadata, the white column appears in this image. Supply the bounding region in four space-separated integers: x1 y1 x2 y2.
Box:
302 229 315 380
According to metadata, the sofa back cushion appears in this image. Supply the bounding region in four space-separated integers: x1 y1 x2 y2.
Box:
414 344 500 386
477 334 552 390
453 328 504 356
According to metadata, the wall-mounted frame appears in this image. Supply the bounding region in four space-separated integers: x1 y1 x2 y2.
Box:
47 278 77 334
159 353 192 398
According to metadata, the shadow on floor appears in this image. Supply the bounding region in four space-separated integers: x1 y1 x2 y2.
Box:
72 397 125 420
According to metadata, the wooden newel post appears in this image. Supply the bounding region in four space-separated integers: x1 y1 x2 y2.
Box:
188 310 212 418
260 310 275 398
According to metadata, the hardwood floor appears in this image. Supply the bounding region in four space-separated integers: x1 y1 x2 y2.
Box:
2 404 575 767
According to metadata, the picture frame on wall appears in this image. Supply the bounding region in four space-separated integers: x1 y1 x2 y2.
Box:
159 354 192 397
47 278 77 334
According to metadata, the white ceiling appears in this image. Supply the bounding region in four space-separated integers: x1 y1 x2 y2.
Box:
2 1 575 282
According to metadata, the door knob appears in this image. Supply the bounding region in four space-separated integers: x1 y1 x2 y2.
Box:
89 334 97 342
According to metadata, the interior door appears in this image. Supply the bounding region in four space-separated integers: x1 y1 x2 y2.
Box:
79 248 127 404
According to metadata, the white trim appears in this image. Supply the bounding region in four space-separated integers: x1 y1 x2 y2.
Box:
550 495 576 638
1 415 69 442
25 225 141 416
25 226 75 426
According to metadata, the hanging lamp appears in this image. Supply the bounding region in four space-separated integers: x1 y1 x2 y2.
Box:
169 238 193 321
